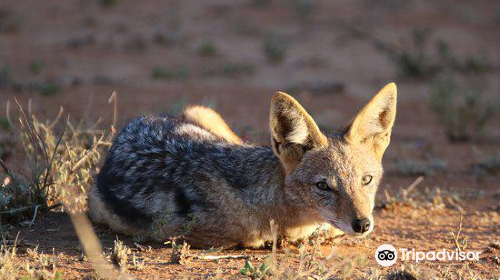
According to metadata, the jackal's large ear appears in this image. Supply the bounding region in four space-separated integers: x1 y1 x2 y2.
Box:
345 83 397 161
270 92 328 173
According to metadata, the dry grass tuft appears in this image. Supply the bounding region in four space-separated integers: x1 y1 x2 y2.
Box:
131 253 145 271
238 221 369 280
170 240 192 265
429 79 495 142
386 265 424 280
379 177 448 211
0 237 62 280
111 238 131 270
449 215 467 252
0 97 115 224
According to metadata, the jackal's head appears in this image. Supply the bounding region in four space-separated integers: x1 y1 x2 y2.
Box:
270 83 397 237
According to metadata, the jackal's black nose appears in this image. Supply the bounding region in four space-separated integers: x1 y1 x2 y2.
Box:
352 218 371 234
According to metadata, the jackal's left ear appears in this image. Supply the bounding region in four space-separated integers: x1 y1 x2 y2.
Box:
345 83 397 161
270 92 328 173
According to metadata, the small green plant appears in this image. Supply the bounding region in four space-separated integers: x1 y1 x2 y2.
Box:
220 62 256 77
197 41 218 57
391 28 435 78
263 35 287 64
293 0 315 20
0 66 14 88
0 9 23 34
0 117 10 131
151 66 190 80
30 59 44 75
429 79 494 142
251 0 273 8
37 81 61 96
239 260 271 278
203 62 256 78
98 0 118 8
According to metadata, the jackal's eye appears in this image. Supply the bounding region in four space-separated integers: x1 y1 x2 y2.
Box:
315 181 330 191
362 175 373 185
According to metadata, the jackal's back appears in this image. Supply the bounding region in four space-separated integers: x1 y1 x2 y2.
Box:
89 115 282 246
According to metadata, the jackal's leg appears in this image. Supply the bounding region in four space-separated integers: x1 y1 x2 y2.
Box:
182 105 243 144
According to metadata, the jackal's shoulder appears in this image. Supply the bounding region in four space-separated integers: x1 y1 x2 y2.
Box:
115 114 230 148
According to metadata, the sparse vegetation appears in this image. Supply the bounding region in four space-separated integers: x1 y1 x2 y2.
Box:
98 0 118 8
378 177 451 211
429 79 494 142
30 59 44 75
0 117 10 131
151 65 191 80
202 62 256 78
0 240 63 280
472 154 500 174
131 253 145 271
37 81 61 96
292 0 315 20
0 134 14 160
449 215 467 252
170 240 191 265
0 97 114 224
220 62 256 77
385 264 430 280
394 158 447 176
197 41 218 57
0 66 14 88
263 35 288 64
239 259 271 278
251 0 273 8
349 26 495 78
0 9 23 34
110 238 130 270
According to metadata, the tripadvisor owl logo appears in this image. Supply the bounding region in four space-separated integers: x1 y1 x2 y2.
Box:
375 244 398 266
375 244 482 266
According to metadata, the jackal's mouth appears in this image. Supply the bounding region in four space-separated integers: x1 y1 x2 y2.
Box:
325 219 349 233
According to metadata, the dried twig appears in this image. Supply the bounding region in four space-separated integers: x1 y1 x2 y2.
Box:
108 91 118 129
195 255 249 260
450 214 465 252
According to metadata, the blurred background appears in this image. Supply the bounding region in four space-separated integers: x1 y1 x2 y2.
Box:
0 0 499 188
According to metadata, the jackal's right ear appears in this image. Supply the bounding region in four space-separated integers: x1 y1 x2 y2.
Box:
270 92 328 173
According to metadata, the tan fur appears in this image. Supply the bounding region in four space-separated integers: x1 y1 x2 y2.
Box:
182 105 243 144
269 92 328 173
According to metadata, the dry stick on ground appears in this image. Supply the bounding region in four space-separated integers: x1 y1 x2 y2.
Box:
450 214 465 252
405 176 425 195
195 255 249 260
68 92 123 279
108 91 118 129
